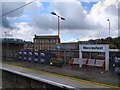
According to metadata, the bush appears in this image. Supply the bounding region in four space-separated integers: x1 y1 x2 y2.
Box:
50 58 63 67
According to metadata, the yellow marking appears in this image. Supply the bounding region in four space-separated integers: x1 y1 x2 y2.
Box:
5 63 120 89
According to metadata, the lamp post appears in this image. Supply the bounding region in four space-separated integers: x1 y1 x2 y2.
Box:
51 12 65 60
107 19 110 38
107 19 111 44
4 31 9 59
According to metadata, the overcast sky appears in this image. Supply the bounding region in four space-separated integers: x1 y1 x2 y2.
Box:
0 0 119 42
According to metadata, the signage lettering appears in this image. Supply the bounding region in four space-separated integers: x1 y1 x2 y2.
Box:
83 46 103 50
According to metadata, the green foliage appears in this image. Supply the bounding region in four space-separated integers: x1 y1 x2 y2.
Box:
87 37 120 49
109 44 117 49
50 58 63 67
51 58 63 63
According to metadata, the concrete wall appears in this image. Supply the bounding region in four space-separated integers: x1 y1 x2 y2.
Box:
2 70 69 90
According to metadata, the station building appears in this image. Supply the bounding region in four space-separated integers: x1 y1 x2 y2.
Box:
1 38 25 59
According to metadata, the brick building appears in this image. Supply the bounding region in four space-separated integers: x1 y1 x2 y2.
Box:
33 35 58 51
33 35 79 63
24 41 33 50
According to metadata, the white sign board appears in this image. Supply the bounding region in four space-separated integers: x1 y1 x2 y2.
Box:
79 44 109 71
81 44 106 52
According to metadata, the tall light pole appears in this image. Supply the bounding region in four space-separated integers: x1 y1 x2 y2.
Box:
107 19 111 44
4 31 9 59
51 12 65 60
107 19 110 38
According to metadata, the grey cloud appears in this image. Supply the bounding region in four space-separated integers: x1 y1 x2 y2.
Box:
29 2 94 30
2 1 118 31
1 17 12 28
1 1 119 40
117 1 120 15
49 2 88 30
2 2 25 17
29 2 104 31
1 2 25 28
4 32 13 37
105 5 118 16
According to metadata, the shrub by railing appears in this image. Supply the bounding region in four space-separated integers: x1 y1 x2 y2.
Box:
50 58 63 67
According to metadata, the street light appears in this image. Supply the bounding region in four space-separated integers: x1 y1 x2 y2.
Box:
107 19 111 44
4 31 9 59
51 11 65 60
107 19 110 38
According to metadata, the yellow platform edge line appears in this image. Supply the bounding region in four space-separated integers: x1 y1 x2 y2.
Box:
5 64 120 89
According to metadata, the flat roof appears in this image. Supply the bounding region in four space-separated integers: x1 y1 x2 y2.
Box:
34 35 58 39
0 38 25 44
